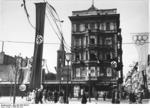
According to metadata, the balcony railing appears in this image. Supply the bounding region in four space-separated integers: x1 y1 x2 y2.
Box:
72 29 117 34
72 44 113 50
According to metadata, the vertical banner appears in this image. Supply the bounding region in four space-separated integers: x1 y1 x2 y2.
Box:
132 33 149 71
30 3 46 90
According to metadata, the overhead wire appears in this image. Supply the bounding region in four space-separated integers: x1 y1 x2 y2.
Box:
0 40 150 45
47 7 71 52
46 2 71 52
0 40 59 45
21 0 35 29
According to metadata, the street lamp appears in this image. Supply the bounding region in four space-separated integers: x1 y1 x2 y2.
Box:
59 58 62 92
65 53 71 104
111 60 120 103
13 54 21 105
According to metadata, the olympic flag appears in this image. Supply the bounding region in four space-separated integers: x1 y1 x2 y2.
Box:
132 33 149 71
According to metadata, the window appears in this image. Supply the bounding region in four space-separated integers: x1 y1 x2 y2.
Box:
101 23 106 30
81 67 86 77
90 23 95 30
118 42 121 49
90 50 97 61
99 23 105 30
72 53 75 61
106 53 111 60
83 36 86 46
90 35 96 44
118 56 121 62
99 67 104 76
86 51 88 60
114 23 117 30
86 36 88 45
90 67 96 77
95 23 98 29
105 52 112 60
106 67 112 77
76 68 80 77
105 37 112 45
75 53 80 61
88 23 91 29
101 23 104 30
74 38 81 47
97 67 100 76
79 24 85 32
83 51 86 60
99 37 103 45
98 52 103 61
76 24 80 32
106 22 110 30
72 24 76 32
110 22 115 30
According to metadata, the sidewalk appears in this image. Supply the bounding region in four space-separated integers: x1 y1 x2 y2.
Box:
0 96 29 105
0 97 149 104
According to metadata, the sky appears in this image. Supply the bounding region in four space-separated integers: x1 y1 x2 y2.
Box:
0 0 149 77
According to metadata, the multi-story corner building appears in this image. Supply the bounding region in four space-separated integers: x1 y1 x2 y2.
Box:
69 4 123 97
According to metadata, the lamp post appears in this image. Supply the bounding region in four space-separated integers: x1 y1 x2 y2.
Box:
13 54 21 105
65 53 71 103
59 58 62 92
111 60 120 103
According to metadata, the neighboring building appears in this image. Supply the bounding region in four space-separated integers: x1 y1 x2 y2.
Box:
0 52 32 96
125 59 150 98
69 4 123 97
56 37 67 81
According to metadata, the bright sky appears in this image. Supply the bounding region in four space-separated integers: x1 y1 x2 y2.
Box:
0 0 149 77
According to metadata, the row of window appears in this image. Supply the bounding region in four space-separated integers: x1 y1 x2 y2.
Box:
72 22 117 32
73 51 113 61
75 66 114 78
73 36 113 47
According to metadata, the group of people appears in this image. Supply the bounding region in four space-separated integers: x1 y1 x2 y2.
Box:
26 89 69 104
25 88 90 104
24 88 144 104
128 91 143 104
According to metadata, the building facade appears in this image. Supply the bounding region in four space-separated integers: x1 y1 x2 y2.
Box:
125 55 150 98
69 5 123 97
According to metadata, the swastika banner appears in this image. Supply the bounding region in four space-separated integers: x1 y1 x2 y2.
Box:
30 3 46 90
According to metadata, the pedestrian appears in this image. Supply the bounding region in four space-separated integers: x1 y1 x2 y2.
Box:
112 89 120 104
81 91 87 104
21 92 24 99
39 89 43 104
112 90 116 103
78 91 81 100
35 89 43 104
59 90 64 103
48 90 53 102
54 90 58 103
95 91 99 101
129 91 136 104
63 91 69 104
31 90 36 103
137 91 143 104
42 89 47 103
103 92 106 101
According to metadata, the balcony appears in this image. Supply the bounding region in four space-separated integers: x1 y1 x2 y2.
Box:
97 76 116 82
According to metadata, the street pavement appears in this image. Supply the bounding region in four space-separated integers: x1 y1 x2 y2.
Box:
0 96 149 105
